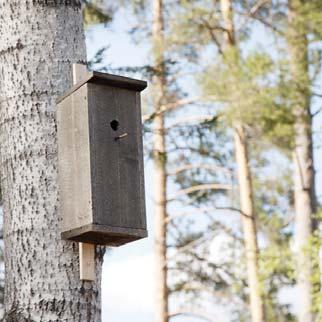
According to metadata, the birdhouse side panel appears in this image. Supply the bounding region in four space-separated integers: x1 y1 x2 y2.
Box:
57 84 93 233
118 91 146 230
136 92 147 229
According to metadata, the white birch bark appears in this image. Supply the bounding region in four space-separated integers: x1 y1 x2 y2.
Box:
0 2 103 321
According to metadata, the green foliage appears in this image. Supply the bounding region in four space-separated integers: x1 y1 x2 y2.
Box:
201 50 295 150
87 46 109 70
119 0 147 14
308 209 322 320
288 0 322 40
260 243 296 322
167 1 222 61
83 0 113 27
250 149 296 321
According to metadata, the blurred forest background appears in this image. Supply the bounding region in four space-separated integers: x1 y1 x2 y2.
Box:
2 0 322 322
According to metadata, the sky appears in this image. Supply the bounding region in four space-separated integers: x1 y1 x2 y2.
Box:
85 7 322 322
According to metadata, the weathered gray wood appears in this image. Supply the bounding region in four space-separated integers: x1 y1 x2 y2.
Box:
57 71 147 104
88 84 146 230
79 242 95 281
57 71 148 246
73 64 88 84
88 84 122 228
57 84 93 232
136 92 147 228
70 63 96 282
61 224 147 246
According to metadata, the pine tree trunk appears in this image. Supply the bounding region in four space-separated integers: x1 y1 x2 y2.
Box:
288 1 316 321
152 1 168 322
0 2 103 321
220 1 265 321
234 125 265 322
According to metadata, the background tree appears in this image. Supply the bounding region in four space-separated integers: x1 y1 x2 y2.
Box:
165 0 300 320
288 1 318 321
152 1 169 322
220 1 265 320
166 0 279 320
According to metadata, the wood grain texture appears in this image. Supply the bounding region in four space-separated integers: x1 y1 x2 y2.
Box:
61 224 147 246
57 75 147 246
88 84 122 228
71 63 96 282
57 71 147 104
88 84 146 230
73 63 87 84
79 243 95 281
57 84 93 232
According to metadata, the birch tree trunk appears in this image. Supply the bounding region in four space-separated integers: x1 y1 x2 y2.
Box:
288 1 317 321
0 2 103 321
220 1 265 321
152 1 169 322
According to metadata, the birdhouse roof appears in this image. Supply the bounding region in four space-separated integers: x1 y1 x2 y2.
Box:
57 71 148 104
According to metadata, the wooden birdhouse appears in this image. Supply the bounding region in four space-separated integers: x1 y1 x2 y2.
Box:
57 69 148 247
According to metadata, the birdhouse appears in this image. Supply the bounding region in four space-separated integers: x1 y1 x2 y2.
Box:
57 71 148 247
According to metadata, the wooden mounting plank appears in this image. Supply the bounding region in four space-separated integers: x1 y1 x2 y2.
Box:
79 242 95 281
72 63 95 281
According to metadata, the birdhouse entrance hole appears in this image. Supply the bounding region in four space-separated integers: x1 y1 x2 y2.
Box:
110 119 119 131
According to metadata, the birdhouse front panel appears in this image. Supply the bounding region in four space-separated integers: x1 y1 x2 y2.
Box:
87 83 146 230
57 71 148 246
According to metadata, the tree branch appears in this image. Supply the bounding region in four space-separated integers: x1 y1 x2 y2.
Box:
199 17 225 56
143 96 203 122
168 183 232 201
166 115 217 129
167 231 216 257
168 163 233 176
169 310 217 322
236 0 284 35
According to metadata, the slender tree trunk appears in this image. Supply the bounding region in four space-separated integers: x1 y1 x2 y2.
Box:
0 2 103 321
152 1 168 322
288 1 316 321
220 1 265 321
233 125 265 322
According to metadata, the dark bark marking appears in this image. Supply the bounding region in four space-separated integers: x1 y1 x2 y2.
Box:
5 305 32 322
0 40 24 57
31 0 81 7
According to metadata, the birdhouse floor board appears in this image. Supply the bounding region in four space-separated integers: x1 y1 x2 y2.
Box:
61 223 147 246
